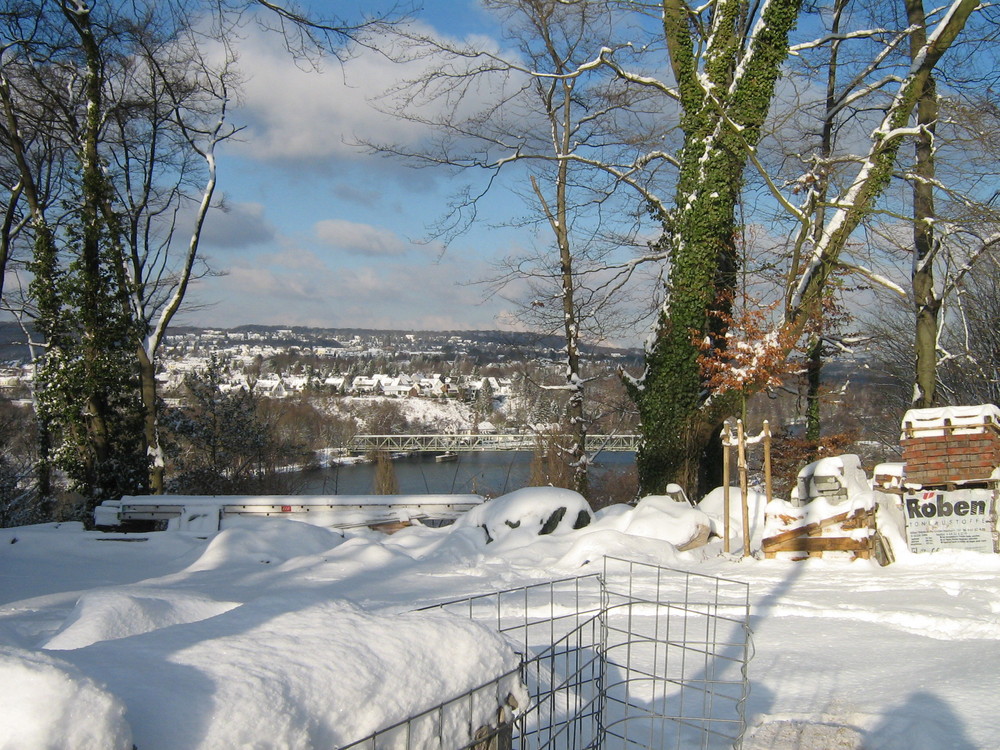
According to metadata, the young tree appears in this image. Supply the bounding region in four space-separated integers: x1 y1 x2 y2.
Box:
164 359 283 494
109 14 240 494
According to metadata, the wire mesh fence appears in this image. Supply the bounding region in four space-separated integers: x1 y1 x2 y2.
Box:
340 556 752 750
600 558 754 750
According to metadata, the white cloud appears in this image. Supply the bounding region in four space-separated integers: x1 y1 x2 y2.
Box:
314 219 411 257
255 247 328 272
228 27 438 163
224 21 517 169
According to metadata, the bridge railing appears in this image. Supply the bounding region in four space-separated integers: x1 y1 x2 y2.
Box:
345 433 639 453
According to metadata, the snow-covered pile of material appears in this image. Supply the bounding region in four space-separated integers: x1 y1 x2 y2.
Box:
763 456 880 559
761 495 878 559
764 491 877 537
791 453 870 505
453 486 593 546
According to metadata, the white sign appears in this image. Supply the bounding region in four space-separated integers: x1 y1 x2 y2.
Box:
903 489 998 554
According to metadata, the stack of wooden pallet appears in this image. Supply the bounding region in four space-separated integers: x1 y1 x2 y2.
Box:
762 506 888 563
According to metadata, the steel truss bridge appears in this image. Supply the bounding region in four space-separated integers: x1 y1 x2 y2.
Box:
346 433 639 453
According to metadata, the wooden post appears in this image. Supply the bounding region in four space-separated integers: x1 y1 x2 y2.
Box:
763 420 773 506
722 421 732 554
738 420 751 558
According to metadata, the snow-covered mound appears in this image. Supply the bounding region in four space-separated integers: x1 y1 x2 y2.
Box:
453 487 593 546
698 486 769 549
184 517 345 570
0 647 132 750
5 482 1000 749
42 597 525 750
592 495 712 550
43 589 240 650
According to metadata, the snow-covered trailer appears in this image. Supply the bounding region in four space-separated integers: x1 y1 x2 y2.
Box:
94 494 485 533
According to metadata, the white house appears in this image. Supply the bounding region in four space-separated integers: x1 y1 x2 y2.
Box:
381 375 418 398
418 375 451 398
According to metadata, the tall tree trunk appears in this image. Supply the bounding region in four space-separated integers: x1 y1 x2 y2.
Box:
29 227 61 515
805 337 823 444
908 0 940 408
555 119 588 498
801 0 847 445
70 2 113 488
632 0 803 498
530 48 589 496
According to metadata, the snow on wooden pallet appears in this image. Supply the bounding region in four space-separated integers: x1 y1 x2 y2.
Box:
762 507 890 564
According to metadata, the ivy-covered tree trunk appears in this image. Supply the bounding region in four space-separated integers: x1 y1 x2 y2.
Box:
28 224 63 515
630 0 803 498
26 3 150 510
805 337 823 444
78 13 113 485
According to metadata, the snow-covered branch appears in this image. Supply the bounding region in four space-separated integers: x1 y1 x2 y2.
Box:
784 0 982 332
789 27 899 54
835 261 908 298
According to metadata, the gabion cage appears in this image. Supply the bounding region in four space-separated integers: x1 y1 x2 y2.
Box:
341 556 752 750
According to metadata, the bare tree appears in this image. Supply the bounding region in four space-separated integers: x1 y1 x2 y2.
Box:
367 0 670 494
0 1 243 504
108 14 241 493
787 1 1000 415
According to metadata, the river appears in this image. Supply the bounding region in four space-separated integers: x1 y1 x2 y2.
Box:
299 451 637 497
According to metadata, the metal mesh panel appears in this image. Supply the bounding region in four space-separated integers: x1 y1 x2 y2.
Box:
340 556 752 750
600 558 753 750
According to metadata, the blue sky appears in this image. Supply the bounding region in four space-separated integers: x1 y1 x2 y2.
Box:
185 1 538 334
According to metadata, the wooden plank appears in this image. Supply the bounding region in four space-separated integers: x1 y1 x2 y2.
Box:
761 510 855 547
764 536 873 553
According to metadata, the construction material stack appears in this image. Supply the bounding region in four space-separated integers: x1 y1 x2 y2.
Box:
899 405 1000 554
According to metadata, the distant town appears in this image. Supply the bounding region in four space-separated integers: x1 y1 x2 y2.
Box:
0 323 643 407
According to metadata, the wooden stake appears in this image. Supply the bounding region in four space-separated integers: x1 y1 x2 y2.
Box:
763 420 773 506
738 420 751 558
722 421 731 554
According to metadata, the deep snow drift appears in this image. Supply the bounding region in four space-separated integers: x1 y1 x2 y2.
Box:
2 486 1000 749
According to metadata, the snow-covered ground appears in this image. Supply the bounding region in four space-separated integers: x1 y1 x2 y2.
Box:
325 395 476 434
2 485 999 749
